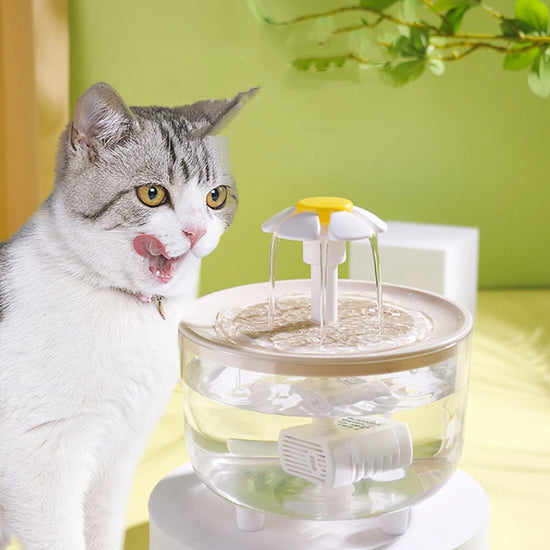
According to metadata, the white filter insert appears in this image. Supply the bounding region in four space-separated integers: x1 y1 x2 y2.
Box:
278 417 412 488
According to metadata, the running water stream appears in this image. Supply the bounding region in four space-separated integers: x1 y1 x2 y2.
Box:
217 197 436 355
216 225 434 355
268 233 280 324
268 230 384 336
369 234 383 330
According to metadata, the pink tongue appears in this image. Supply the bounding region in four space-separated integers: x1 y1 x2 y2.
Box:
133 235 174 284
133 235 168 259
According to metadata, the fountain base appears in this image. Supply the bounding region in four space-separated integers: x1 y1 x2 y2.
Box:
148 464 489 550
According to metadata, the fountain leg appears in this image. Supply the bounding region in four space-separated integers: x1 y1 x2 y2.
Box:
235 505 266 532
378 507 410 536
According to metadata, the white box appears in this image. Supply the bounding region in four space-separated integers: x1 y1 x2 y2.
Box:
349 221 479 316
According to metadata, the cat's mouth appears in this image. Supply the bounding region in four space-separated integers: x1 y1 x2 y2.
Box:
133 235 184 284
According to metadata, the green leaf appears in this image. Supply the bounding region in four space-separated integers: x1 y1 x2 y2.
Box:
360 0 401 10
440 5 469 34
383 58 426 86
500 19 516 36
293 56 349 72
392 36 416 57
332 56 348 68
500 17 539 36
391 28 429 58
515 0 549 32
409 27 430 51
527 53 550 96
293 58 314 71
314 58 331 71
503 45 541 70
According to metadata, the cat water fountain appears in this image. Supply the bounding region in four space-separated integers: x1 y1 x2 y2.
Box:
148 197 489 549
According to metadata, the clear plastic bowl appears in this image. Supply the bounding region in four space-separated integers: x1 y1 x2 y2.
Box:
179 280 473 520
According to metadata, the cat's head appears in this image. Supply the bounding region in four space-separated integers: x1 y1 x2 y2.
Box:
53 82 257 299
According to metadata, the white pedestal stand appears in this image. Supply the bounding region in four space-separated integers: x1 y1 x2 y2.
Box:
148 465 489 550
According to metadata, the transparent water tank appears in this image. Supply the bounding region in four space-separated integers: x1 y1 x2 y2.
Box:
179 279 472 521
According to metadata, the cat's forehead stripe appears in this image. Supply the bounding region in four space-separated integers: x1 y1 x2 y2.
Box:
193 141 206 187
159 125 177 164
154 118 215 188
78 189 135 221
199 140 213 185
180 156 190 181
159 122 182 185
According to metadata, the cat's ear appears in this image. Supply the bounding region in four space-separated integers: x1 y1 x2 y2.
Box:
69 82 135 158
176 87 259 138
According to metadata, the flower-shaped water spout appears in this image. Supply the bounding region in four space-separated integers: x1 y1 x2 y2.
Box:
262 197 387 325
262 197 387 241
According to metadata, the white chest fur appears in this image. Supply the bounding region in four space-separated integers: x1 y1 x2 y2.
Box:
0 80 254 550
0 223 192 459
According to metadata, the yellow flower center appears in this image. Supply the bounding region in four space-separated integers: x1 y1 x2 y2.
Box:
295 196 354 225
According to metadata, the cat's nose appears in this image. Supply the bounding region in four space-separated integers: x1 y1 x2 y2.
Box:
183 226 206 248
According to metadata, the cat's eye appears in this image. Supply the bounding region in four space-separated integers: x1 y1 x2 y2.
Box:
206 186 228 210
136 184 168 207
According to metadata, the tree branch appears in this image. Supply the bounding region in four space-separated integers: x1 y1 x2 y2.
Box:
278 0 550 97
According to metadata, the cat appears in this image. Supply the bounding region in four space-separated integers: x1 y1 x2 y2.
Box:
0 82 257 550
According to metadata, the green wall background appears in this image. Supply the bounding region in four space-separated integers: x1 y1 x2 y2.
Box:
69 0 550 294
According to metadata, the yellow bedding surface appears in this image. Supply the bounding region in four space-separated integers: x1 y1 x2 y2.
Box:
123 289 550 549
7 290 550 549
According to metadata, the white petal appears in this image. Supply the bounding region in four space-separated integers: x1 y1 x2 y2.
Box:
261 207 296 233
328 211 374 241
276 211 321 241
352 206 388 234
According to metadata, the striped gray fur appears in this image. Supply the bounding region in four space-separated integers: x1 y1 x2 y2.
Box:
0 83 258 318
47 84 257 231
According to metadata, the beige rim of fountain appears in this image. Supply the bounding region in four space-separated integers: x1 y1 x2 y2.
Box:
179 280 473 377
